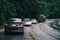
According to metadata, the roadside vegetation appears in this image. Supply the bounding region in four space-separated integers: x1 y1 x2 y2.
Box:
0 0 60 28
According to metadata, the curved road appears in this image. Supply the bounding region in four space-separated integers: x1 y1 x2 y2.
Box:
0 19 60 40
31 19 60 40
0 26 32 40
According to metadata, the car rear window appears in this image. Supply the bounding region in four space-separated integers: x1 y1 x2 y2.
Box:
7 18 22 22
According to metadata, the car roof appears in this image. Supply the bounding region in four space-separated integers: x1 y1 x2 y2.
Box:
8 18 21 19
7 18 22 22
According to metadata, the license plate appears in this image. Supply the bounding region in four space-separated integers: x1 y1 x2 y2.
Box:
12 24 16 26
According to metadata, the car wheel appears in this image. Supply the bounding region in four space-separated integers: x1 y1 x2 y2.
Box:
5 30 11 35
5 31 9 35
20 32 24 35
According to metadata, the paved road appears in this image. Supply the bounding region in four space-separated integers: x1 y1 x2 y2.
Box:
31 20 60 40
0 19 60 40
0 26 32 40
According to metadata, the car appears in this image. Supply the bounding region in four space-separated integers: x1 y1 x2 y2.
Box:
37 14 46 22
5 18 24 34
23 18 32 26
31 19 38 24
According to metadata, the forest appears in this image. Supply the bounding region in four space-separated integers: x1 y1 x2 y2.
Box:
0 0 60 27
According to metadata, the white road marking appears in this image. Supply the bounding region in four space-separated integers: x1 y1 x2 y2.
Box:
0 28 4 32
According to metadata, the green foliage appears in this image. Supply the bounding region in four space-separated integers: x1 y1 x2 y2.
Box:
0 0 17 27
0 0 60 28
4 0 17 18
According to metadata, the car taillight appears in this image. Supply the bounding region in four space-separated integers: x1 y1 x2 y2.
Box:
17 23 23 27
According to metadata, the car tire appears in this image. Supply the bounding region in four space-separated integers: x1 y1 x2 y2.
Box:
20 32 24 35
5 30 11 35
5 31 9 35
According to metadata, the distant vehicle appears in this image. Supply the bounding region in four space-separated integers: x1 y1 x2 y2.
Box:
5 18 24 34
31 19 38 24
24 18 30 21
23 18 32 26
37 14 46 22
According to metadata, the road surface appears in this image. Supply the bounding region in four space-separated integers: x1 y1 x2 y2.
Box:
0 19 60 40
31 19 60 40
0 26 32 40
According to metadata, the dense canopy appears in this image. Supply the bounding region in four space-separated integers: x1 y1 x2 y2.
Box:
0 0 60 27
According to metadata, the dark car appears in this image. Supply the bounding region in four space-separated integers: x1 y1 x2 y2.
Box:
37 14 46 22
5 18 24 34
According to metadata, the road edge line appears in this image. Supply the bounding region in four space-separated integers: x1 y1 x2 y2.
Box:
29 33 36 40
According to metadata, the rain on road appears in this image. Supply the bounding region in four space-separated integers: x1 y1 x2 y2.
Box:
0 19 60 40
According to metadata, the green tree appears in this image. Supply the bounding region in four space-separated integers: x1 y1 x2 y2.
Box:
4 0 17 18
